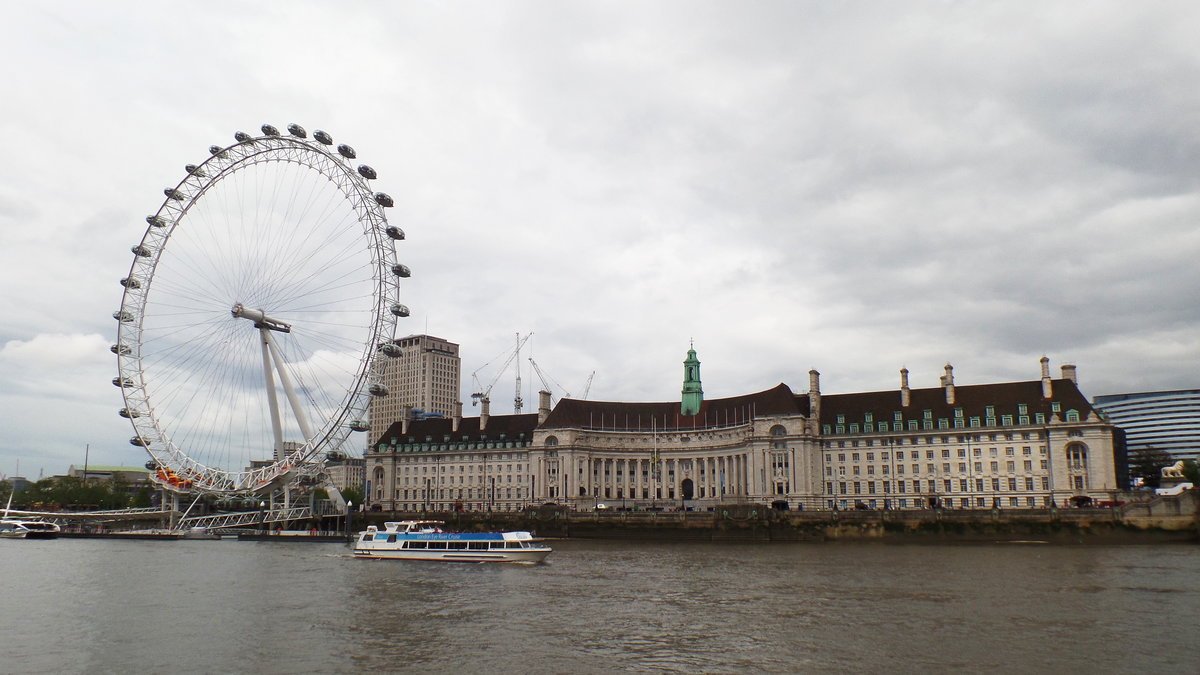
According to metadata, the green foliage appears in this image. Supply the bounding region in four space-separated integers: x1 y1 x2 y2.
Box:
9 476 135 510
1128 447 1174 488
341 486 364 507
130 486 154 508
1182 459 1200 486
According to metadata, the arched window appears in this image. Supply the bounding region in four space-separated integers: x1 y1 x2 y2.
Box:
770 424 787 437
1066 442 1089 471
545 435 559 447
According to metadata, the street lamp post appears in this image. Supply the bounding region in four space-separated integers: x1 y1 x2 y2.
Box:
346 500 353 540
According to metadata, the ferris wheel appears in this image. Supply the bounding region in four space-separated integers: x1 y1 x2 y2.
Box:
113 123 409 495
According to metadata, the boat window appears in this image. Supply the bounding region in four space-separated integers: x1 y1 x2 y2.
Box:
506 541 521 549
428 542 447 549
387 534 396 543
408 541 427 549
468 542 488 550
360 534 373 542
448 541 467 549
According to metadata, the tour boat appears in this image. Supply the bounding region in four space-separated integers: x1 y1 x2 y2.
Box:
0 495 61 539
0 518 61 539
353 520 552 563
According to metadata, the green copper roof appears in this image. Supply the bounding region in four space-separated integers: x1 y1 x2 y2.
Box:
681 344 703 416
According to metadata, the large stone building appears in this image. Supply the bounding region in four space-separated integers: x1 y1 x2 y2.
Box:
1093 389 1200 462
365 350 1124 512
368 334 462 441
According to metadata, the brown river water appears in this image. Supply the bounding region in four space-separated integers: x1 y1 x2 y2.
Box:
2 537 1196 673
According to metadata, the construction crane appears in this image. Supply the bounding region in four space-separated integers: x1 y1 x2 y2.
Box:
529 361 597 405
470 332 532 412
528 357 571 405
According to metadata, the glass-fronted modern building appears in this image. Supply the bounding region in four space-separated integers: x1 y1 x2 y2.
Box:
1093 390 1200 461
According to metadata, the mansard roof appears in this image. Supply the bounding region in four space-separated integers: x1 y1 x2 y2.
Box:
814 378 1096 426
541 383 804 431
374 413 540 447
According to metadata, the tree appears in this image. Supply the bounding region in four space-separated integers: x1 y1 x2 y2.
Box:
1128 447 1174 489
341 486 364 508
1182 459 1200 486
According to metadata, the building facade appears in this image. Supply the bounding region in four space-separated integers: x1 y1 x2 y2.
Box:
1093 389 1200 461
368 334 462 441
364 352 1124 512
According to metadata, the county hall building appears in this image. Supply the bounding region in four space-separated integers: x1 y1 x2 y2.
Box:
365 345 1124 512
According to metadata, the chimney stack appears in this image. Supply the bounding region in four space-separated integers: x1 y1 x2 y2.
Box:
900 367 911 407
452 401 462 433
1061 364 1077 384
400 405 413 435
538 390 552 425
941 364 955 404
480 397 490 431
1040 356 1053 398
808 369 821 421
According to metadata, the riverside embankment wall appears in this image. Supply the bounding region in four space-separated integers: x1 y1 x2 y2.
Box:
361 492 1199 544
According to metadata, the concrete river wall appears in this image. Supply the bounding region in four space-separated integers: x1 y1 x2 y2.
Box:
361 491 1199 544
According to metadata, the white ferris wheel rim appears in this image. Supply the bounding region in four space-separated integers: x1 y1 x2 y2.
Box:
113 124 406 494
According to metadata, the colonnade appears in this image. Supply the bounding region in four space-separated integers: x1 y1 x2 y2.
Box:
557 453 750 501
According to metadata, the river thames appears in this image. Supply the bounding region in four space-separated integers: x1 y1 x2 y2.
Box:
2 537 1196 674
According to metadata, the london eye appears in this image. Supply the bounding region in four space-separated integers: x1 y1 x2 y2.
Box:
113 123 408 496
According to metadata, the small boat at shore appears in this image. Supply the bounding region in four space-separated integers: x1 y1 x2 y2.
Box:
353 520 551 563
0 518 61 539
1 495 61 539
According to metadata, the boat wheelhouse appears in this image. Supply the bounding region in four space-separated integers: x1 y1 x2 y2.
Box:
353 520 551 563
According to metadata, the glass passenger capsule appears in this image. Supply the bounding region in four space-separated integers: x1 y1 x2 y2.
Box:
374 192 394 207
337 144 356 159
357 165 377 180
385 225 405 240
391 264 411 278
261 124 280 136
287 123 307 138
313 129 333 145
390 303 410 318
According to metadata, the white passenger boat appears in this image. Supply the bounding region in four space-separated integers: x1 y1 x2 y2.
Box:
1 495 61 539
0 518 61 539
353 520 551 563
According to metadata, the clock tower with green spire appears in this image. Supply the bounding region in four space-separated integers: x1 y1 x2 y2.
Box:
681 341 703 416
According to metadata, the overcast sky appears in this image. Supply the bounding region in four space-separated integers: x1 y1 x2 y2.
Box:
2 1 1198 477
